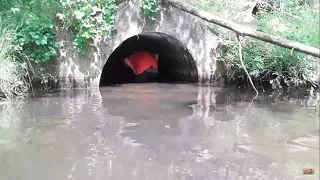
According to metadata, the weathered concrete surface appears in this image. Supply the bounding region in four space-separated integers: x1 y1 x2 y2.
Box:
56 0 222 88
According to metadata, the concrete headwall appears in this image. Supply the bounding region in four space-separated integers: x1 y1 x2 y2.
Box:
55 0 222 88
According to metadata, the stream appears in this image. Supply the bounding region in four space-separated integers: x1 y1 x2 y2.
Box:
0 83 319 180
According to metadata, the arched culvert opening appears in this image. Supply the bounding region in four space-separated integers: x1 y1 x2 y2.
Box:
99 32 199 86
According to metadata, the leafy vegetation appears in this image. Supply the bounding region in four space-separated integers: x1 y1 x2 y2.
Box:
58 0 117 54
1 0 60 64
2 0 118 61
0 0 60 100
0 26 31 101
13 16 58 63
185 0 319 90
142 0 160 20
245 0 319 89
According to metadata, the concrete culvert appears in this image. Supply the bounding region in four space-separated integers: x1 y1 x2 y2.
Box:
99 32 199 86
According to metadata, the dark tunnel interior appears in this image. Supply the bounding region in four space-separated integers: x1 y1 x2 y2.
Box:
99 32 199 86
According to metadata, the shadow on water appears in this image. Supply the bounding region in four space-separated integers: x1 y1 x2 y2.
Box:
0 83 319 180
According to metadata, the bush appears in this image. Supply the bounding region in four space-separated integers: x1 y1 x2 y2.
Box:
1 0 59 65
13 15 58 64
246 0 319 89
222 38 319 89
141 0 160 19
58 0 117 54
186 0 320 89
0 27 31 101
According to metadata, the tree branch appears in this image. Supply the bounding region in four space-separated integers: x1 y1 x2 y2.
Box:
162 0 320 58
236 35 259 94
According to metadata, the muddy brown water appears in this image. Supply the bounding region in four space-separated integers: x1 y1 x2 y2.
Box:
0 83 319 180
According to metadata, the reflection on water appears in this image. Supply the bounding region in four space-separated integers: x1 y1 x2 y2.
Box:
0 83 319 180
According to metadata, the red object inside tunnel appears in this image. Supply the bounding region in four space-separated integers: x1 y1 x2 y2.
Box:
125 51 158 75
99 32 199 86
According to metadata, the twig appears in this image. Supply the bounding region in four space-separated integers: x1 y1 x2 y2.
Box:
236 34 259 95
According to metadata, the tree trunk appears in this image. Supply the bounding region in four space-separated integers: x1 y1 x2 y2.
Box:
162 0 320 58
